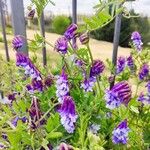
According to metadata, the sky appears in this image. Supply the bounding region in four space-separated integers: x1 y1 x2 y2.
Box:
7 0 150 17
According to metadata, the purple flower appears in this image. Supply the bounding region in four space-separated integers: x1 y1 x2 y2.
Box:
58 96 78 133
59 143 73 150
108 75 115 84
56 70 69 103
147 81 150 95
79 32 89 45
139 64 149 81
28 9 35 19
90 60 105 77
112 120 130 144
89 124 100 134
12 117 19 127
127 55 134 72
138 92 150 105
116 56 126 74
81 77 96 92
55 36 68 54
64 24 78 40
12 35 24 50
16 52 42 80
74 59 84 67
131 31 143 51
105 81 132 109
29 97 42 129
32 79 43 92
7 93 16 101
40 143 53 150
44 76 53 88
11 116 27 127
0 143 7 149
26 84 34 94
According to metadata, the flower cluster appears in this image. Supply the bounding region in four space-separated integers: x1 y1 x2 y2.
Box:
81 77 96 92
90 60 105 77
16 52 42 80
127 55 135 72
64 24 78 40
138 64 149 81
105 81 132 109
131 31 143 51
81 60 105 92
116 56 126 74
16 52 43 93
12 35 24 50
55 36 68 54
56 70 69 103
138 81 150 104
112 120 130 144
58 96 78 133
11 116 27 127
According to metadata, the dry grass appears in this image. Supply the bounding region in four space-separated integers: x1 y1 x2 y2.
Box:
0 29 131 61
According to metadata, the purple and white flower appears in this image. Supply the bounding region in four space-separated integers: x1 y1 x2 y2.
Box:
58 96 78 133
105 81 132 109
58 143 72 150
131 31 143 51
16 52 42 80
116 56 126 74
55 36 68 54
146 81 150 95
139 64 149 81
138 92 150 105
12 35 24 50
90 60 105 77
127 55 135 72
138 82 150 104
89 124 100 134
81 76 96 92
64 23 78 40
112 120 130 144
56 70 69 103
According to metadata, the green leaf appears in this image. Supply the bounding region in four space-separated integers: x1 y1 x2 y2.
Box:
45 113 60 132
46 132 63 139
130 106 139 114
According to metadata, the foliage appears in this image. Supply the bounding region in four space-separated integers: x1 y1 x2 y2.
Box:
91 10 150 47
0 0 150 149
52 16 71 34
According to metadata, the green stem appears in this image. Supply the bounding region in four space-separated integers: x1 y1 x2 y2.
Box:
87 44 93 63
87 44 102 97
45 40 54 48
35 102 59 126
134 81 140 97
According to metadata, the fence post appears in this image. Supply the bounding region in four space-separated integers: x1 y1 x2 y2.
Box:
10 0 28 55
0 0 9 61
72 0 77 48
40 11 47 66
110 13 122 89
72 0 77 24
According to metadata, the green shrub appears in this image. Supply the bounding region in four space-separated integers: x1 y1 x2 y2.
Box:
52 15 71 34
91 10 150 47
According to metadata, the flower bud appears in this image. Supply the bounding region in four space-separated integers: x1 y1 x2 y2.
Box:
79 32 89 45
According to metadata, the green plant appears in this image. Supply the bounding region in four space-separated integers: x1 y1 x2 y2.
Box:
91 10 150 47
52 15 71 34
